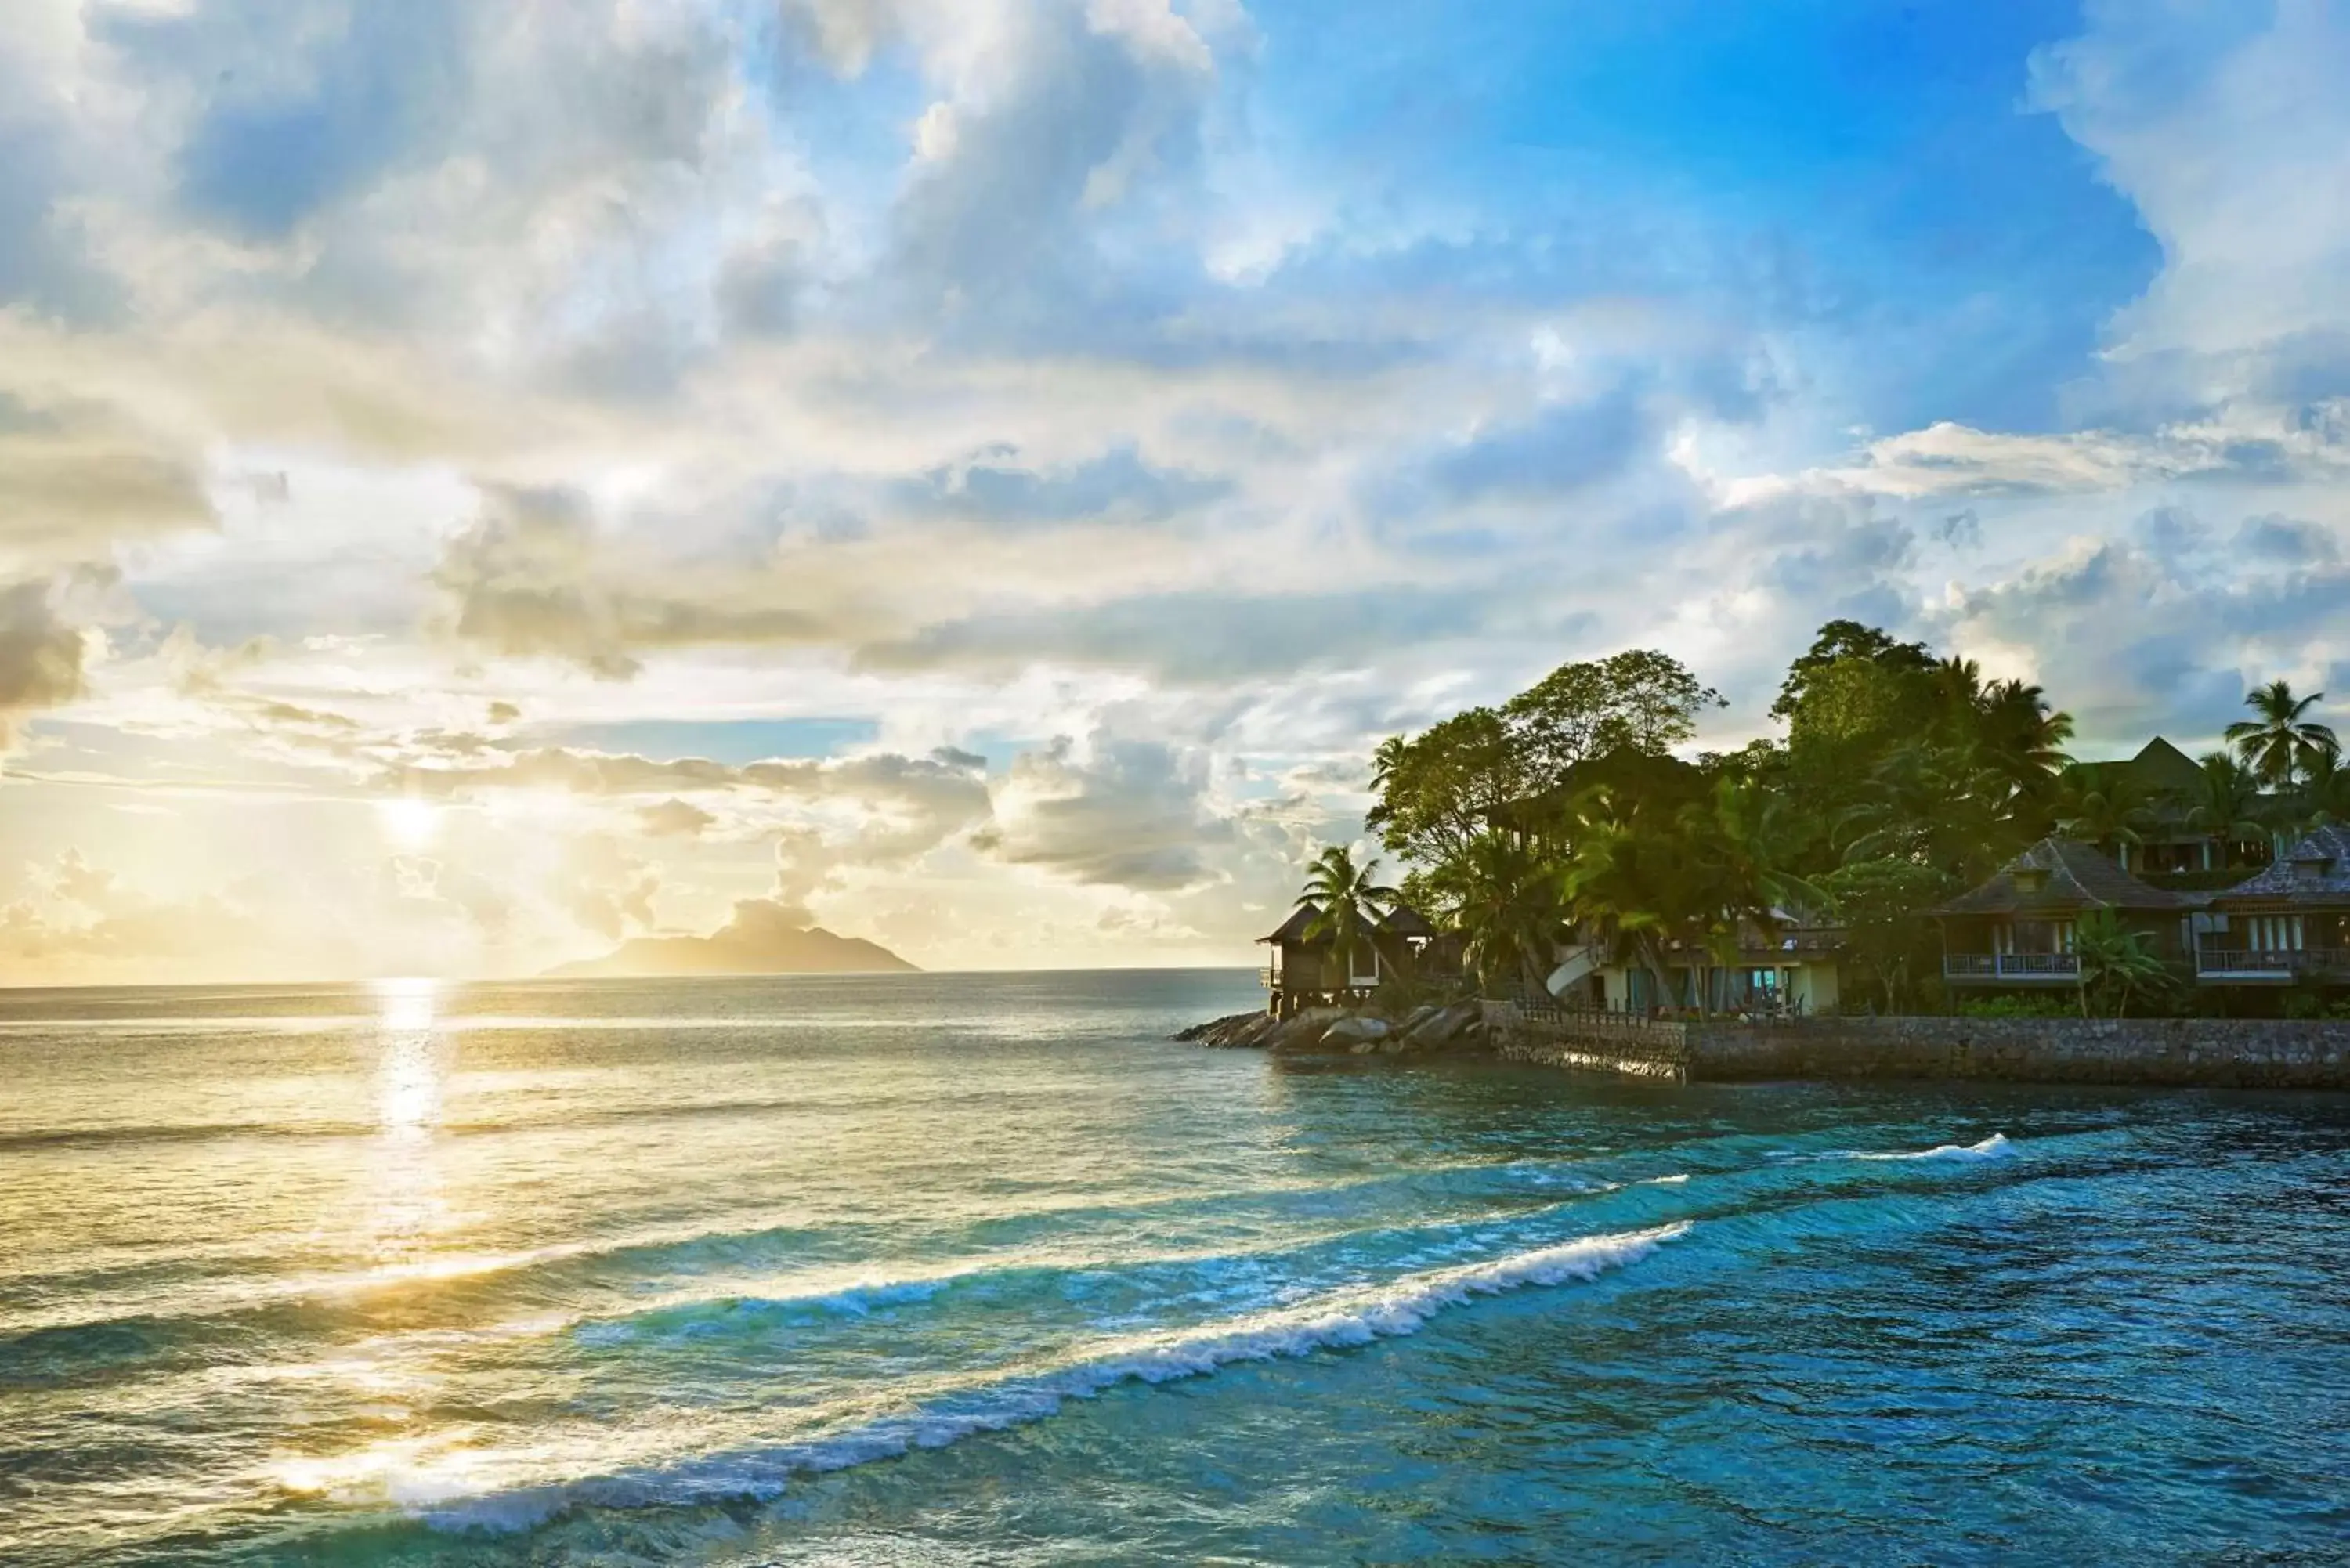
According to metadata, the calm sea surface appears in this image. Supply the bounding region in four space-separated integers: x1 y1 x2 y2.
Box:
2 970 2345 1565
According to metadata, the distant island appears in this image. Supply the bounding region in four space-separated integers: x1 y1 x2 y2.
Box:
546 898 917 978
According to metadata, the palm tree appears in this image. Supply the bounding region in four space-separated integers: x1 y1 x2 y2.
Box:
1692 779 1827 933
1838 742 2034 883
1680 779 1828 1015
2055 771 2157 860
1427 832 1564 997
1974 677 2076 796
1559 789 1685 1013
2226 681 2340 787
2072 910 2171 1019
2298 750 2350 830
1296 845 1397 988
2182 752 2269 864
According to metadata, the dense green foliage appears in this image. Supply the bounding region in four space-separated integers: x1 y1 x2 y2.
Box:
1295 845 1396 978
1296 620 2348 1018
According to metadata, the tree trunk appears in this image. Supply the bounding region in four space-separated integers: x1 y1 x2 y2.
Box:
1633 934 1670 1017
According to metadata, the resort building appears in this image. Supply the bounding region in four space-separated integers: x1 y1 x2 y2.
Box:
1935 836 2207 986
1258 901 1458 1017
1547 913 1844 1018
2063 736 2280 880
2198 826 2350 986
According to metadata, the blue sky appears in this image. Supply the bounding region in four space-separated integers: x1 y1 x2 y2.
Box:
0 0 2345 981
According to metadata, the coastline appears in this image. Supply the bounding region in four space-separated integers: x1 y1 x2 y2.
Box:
1184 1003 2350 1089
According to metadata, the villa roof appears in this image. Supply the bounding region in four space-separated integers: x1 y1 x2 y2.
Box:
1379 904 1438 940
1257 900 1441 945
1259 903 1323 944
2069 736 2207 799
2214 825 2350 903
1934 836 2204 919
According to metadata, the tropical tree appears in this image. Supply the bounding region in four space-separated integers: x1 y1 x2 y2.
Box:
2072 910 2171 1019
2226 681 2340 787
2298 750 2350 830
2055 771 2157 854
2181 752 2270 862
1972 677 2075 804
1422 831 1565 996
1836 742 2037 884
1559 798 1683 1013
1296 845 1397 982
1503 649 1725 778
1369 649 1724 872
1367 709 1528 872
1692 778 1828 932
1815 858 1955 1013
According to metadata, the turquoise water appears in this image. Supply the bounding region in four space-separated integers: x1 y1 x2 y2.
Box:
2 970 2345 1565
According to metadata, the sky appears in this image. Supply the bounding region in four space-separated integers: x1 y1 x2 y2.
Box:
2 0 2348 984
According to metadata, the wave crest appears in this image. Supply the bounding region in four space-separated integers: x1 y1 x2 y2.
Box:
1852 1133 2014 1162
418 1223 1692 1533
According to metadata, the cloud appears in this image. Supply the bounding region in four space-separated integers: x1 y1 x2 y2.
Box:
638 797 716 837
855 587 1488 684
0 846 268 974
0 390 216 564
1420 385 1656 504
0 46 119 320
2030 0 2350 406
555 833 660 939
0 576 97 746
895 443 1231 526
885 0 1220 331
432 486 834 677
1937 503 2350 740
977 731 1230 890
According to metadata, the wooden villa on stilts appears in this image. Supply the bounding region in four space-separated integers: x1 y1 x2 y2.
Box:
1256 901 1457 1017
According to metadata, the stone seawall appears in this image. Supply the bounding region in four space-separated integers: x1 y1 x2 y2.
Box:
1495 1013 2350 1089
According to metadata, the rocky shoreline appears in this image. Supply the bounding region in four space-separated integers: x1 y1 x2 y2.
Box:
1183 1003 2350 1089
1175 999 1493 1057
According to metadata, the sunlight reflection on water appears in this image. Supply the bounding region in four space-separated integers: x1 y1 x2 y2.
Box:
364 978 449 1266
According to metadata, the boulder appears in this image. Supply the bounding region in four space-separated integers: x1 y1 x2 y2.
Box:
1401 999 1481 1051
1270 1006 1346 1053
1213 1013 1282 1049
1321 1014 1391 1048
1175 1011 1287 1048
1174 1012 1252 1042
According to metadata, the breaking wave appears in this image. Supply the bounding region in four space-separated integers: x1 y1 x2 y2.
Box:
1851 1133 2015 1163
417 1223 1694 1533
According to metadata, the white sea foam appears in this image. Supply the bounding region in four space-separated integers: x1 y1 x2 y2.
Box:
418 1222 1693 1533
1640 1173 1691 1186
1851 1133 2014 1162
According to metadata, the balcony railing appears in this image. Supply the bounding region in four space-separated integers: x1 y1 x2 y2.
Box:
1944 953 2081 981
2194 948 2350 979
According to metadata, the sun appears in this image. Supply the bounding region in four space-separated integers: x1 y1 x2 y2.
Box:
375 797 441 850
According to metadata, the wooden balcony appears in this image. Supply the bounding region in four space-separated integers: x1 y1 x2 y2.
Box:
2194 948 2350 981
1943 953 2081 983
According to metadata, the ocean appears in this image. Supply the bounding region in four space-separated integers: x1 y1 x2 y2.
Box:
2 969 2345 1565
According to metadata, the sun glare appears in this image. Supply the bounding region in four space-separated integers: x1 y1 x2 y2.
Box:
375 797 440 849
